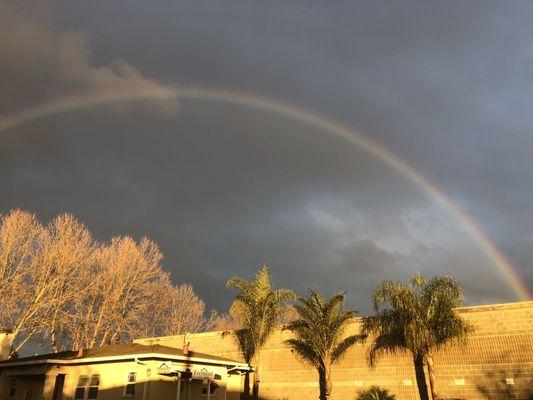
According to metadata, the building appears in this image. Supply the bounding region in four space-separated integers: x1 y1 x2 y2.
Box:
1 300 532 400
0 342 249 400
135 301 533 400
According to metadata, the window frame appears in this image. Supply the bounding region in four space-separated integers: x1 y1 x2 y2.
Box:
74 374 100 400
201 381 216 398
74 376 88 400
87 374 100 400
122 372 137 397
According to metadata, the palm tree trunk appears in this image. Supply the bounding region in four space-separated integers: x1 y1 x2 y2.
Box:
325 370 332 399
414 355 430 400
252 364 260 400
427 354 438 399
318 367 328 400
242 371 251 400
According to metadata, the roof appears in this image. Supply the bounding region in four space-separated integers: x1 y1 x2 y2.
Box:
0 343 249 369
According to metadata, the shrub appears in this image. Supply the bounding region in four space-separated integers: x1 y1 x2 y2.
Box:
357 386 396 400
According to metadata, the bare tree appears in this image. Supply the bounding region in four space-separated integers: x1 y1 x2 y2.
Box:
65 236 172 349
37 214 95 352
205 311 241 332
159 284 209 335
0 209 215 355
0 210 46 356
0 210 43 303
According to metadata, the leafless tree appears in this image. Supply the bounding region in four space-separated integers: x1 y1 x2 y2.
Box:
0 210 46 355
205 311 241 332
37 214 95 352
65 236 171 349
158 283 209 335
0 209 217 356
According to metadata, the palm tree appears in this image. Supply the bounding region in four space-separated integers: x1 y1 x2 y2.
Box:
283 290 362 400
362 273 472 400
226 266 294 400
357 386 396 400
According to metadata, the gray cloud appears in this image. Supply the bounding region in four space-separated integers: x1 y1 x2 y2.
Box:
0 2 178 115
1 1 531 311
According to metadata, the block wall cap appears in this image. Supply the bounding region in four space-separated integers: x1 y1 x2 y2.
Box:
456 300 533 313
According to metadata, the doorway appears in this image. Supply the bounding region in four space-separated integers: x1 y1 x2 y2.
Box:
52 374 65 400
180 379 191 400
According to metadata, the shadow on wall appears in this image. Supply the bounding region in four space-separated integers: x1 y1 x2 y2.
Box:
476 368 533 400
2 373 253 400
45 382 253 400
14 370 532 400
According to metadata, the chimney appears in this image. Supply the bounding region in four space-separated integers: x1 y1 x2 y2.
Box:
77 346 84 358
183 341 190 355
0 329 14 361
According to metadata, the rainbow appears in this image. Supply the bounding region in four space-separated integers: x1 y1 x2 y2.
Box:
0 87 178 134
0 86 529 300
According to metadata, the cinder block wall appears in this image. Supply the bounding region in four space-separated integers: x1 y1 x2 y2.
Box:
135 301 533 400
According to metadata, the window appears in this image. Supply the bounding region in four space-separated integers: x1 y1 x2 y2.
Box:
75 376 88 400
8 378 16 398
87 375 100 400
201 382 217 397
123 372 136 397
75 375 100 400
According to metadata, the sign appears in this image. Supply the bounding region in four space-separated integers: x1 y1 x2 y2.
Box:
157 363 171 375
192 368 214 380
157 363 180 376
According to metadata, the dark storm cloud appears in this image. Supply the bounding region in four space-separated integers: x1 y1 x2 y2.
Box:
0 2 178 115
1 0 532 310
1 102 438 310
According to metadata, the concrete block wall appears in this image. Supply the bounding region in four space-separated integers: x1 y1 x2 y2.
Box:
135 301 533 400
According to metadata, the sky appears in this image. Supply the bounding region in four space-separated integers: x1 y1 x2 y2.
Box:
1 0 532 313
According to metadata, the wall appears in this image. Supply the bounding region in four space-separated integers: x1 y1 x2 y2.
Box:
0 359 231 400
135 301 533 400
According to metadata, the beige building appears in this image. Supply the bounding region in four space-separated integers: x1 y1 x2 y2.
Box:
1 300 532 400
0 341 249 400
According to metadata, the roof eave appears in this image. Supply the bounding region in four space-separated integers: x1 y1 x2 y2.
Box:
0 352 250 370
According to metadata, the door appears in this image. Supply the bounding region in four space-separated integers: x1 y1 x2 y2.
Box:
52 374 65 400
180 380 191 400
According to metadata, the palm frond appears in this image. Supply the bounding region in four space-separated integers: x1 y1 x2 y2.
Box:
284 338 320 368
365 273 472 365
357 386 396 400
233 328 255 362
367 330 405 366
331 334 362 362
226 265 294 365
285 289 359 374
226 276 249 290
